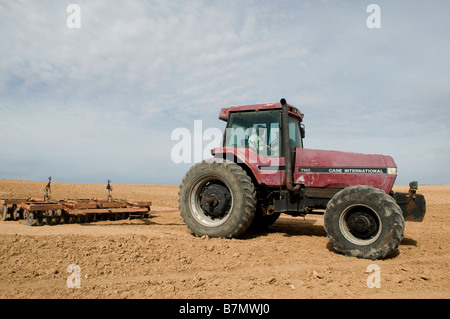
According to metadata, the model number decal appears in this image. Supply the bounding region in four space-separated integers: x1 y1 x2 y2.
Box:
299 167 387 174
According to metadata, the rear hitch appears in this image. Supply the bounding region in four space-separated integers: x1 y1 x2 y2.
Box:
393 181 426 222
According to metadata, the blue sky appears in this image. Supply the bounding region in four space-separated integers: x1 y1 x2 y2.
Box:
1 0 449 185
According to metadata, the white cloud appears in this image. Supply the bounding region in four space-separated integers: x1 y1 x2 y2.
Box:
0 0 449 185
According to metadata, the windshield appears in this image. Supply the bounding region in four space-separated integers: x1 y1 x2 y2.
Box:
224 110 281 157
223 110 303 156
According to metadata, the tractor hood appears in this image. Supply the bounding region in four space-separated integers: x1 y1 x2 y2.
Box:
293 148 397 194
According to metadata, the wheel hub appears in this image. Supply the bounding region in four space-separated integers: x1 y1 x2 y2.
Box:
200 183 231 219
346 211 378 239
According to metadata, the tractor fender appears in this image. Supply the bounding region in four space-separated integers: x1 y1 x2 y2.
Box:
212 147 266 185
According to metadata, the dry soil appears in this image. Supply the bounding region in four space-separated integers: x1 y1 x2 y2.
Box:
0 180 448 299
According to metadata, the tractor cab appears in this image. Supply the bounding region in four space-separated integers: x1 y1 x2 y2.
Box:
213 100 305 188
220 102 304 158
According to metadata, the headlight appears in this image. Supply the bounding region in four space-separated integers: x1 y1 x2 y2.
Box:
387 167 397 175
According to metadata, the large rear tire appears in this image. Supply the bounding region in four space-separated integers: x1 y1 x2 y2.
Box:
178 158 256 238
324 185 405 260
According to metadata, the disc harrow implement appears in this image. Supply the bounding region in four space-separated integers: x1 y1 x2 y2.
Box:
0 179 151 226
1 198 152 226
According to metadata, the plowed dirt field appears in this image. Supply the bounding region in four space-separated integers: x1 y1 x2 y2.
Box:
0 180 448 299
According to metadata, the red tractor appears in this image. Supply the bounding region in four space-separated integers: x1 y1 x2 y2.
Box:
178 99 426 259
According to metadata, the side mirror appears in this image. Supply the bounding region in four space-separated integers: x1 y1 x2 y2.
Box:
300 124 306 139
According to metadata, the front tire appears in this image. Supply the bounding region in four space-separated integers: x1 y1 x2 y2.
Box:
324 185 405 260
178 158 256 238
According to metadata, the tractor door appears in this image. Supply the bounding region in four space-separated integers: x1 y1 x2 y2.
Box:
285 116 303 153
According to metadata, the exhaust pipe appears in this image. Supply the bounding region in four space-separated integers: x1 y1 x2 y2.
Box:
280 98 300 192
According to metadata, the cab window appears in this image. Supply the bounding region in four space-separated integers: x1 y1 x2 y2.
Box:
224 110 281 157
